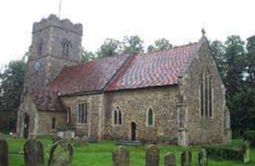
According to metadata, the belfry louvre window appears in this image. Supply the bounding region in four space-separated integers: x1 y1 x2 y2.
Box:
62 40 72 57
200 69 213 117
77 103 88 123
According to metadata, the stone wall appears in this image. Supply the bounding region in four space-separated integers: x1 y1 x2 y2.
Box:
61 94 103 138
179 39 231 145
17 93 66 137
103 87 178 143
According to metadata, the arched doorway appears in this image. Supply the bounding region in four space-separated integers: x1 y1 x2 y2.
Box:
130 122 136 141
23 113 30 138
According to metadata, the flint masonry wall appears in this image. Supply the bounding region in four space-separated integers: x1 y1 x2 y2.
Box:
103 87 178 143
180 40 230 145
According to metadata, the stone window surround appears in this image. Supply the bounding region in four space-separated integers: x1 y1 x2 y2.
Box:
66 106 71 124
76 101 88 125
146 107 155 127
112 106 123 126
199 68 214 119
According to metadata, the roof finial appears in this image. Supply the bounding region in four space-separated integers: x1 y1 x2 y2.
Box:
201 28 206 37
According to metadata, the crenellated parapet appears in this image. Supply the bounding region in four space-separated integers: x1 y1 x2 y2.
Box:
32 14 82 35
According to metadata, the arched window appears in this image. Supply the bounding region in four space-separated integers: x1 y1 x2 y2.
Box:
52 117 56 129
118 110 122 125
200 69 213 117
62 39 72 57
147 108 153 126
67 107 71 124
38 41 43 56
114 110 118 125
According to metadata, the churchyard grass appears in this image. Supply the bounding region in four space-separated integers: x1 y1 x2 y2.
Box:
6 138 255 166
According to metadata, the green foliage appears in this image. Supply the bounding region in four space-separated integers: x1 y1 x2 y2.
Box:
123 35 144 55
147 38 172 52
97 38 121 58
244 131 255 147
205 146 243 160
0 59 26 132
80 47 96 62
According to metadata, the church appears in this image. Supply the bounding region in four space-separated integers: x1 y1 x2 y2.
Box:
16 14 231 146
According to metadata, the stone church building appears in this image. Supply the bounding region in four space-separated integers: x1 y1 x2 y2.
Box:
16 14 231 146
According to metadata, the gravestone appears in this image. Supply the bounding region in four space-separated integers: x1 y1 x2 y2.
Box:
198 148 208 166
0 139 8 166
112 146 129 166
24 139 44 166
164 152 176 166
48 141 73 166
243 140 250 164
145 144 159 166
181 149 192 166
52 135 62 144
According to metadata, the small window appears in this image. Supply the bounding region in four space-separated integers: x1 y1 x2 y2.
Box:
118 110 122 125
147 108 154 126
62 40 72 57
77 103 88 123
38 41 43 56
114 110 118 125
113 107 122 125
52 117 56 129
67 107 71 124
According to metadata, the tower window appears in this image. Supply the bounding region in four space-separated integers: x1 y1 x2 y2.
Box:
62 40 72 57
38 41 43 56
200 69 213 117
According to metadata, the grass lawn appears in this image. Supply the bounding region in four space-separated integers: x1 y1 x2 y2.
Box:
6 138 255 166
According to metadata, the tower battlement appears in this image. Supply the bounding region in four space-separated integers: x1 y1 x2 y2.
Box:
32 14 82 35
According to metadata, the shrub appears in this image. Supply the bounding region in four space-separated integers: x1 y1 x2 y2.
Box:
244 130 255 147
205 146 242 160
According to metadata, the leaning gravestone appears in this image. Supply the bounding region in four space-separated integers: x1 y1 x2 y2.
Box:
24 139 44 166
181 149 192 166
198 148 208 166
0 139 8 166
242 140 250 164
145 144 159 166
112 146 129 166
48 141 73 166
164 152 176 166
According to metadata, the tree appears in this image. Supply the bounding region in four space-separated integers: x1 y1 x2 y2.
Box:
245 36 255 85
80 47 96 62
147 38 172 52
210 40 227 79
0 59 26 132
97 38 121 58
123 35 144 55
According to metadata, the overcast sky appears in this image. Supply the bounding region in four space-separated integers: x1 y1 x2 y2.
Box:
0 0 254 68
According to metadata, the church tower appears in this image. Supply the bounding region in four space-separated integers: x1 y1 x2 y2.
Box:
24 14 83 90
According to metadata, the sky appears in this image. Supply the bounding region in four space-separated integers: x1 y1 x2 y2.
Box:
0 0 255 68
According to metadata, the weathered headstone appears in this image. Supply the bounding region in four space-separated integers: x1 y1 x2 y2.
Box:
24 139 44 166
145 144 159 166
112 146 129 166
242 140 250 164
164 152 176 166
181 149 192 166
52 135 62 144
0 139 8 166
198 148 208 166
48 141 73 166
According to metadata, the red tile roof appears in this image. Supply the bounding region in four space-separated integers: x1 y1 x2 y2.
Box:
49 42 201 96
107 43 200 91
49 54 130 95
